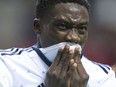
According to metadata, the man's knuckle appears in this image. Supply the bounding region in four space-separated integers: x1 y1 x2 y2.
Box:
52 71 57 76
46 71 51 76
82 74 89 81
74 77 81 82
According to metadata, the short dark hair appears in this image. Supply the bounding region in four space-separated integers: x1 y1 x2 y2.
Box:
35 0 90 19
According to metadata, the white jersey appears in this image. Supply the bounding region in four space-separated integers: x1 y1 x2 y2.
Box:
0 46 116 87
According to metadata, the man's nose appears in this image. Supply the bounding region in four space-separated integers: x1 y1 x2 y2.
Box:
65 29 80 43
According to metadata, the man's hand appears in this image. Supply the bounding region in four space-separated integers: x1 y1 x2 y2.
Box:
45 44 89 87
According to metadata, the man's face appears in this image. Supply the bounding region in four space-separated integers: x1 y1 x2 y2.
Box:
39 2 89 48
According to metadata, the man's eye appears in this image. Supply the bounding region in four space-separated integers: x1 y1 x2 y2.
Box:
78 26 87 31
78 26 87 34
56 23 68 30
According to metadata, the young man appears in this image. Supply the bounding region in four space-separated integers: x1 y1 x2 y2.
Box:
0 0 116 87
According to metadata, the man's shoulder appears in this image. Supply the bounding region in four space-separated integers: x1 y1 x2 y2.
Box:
0 47 36 64
0 46 47 69
0 47 34 57
82 56 116 87
0 47 46 87
82 56 113 74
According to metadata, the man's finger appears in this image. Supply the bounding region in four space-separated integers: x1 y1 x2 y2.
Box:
67 61 78 77
58 44 70 67
60 50 74 77
74 47 89 81
74 47 81 63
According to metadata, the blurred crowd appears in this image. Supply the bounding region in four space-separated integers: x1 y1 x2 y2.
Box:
0 0 116 65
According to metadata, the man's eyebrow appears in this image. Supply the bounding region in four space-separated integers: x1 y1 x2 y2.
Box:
53 15 70 22
77 22 89 26
53 19 70 24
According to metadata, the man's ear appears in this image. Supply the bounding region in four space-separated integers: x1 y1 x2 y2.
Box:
33 18 41 34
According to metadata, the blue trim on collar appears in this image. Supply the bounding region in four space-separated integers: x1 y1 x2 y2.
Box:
32 46 52 66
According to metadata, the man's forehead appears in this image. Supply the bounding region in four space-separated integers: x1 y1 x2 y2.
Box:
54 2 83 11
52 2 88 16
43 2 89 23
52 3 89 20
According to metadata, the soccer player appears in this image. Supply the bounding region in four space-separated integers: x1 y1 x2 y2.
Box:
0 0 116 87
